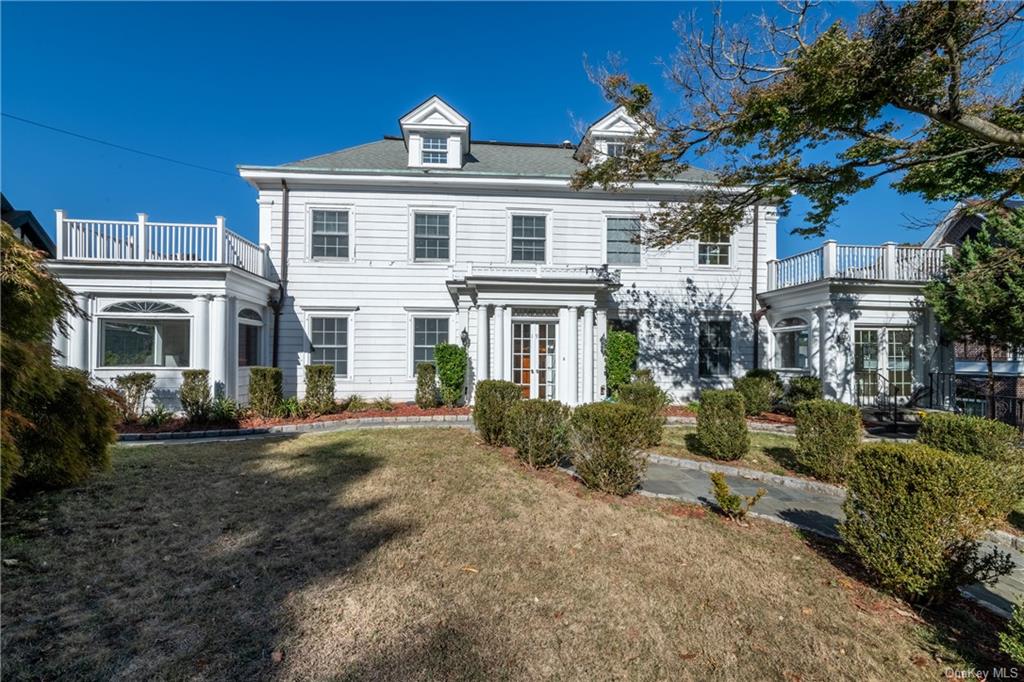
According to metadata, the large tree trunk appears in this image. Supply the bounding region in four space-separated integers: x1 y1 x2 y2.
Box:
986 340 996 420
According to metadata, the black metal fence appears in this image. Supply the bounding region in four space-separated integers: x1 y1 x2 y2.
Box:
927 372 1024 430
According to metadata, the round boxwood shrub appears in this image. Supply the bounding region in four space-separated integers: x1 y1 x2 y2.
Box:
918 411 1021 465
303 364 336 416
786 376 822 405
415 362 438 409
605 330 638 396
571 402 649 496
435 343 468 407
615 378 670 447
794 399 862 482
473 380 522 446
180 369 212 423
839 442 1014 602
506 399 570 468
732 375 779 416
249 367 284 419
696 389 749 461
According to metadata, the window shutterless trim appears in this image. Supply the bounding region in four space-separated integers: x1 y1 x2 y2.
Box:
507 209 553 264
407 313 455 376
304 311 355 379
603 214 643 266
407 205 457 264
305 204 355 262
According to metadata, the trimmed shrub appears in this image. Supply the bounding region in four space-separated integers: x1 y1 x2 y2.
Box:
278 396 302 419
696 389 749 461
415 362 439 409
112 372 156 422
249 367 283 419
786 375 822 404
473 380 522 446
1001 599 1024 665
179 370 211 422
303 364 336 416
571 402 649 495
839 442 1014 602
435 343 468 407
605 330 639 395
918 411 1021 465
346 394 368 412
732 375 779 416
616 378 670 447
746 367 783 388
709 472 765 522
794 399 862 482
372 396 395 411
209 397 240 424
506 399 570 468
141 404 174 428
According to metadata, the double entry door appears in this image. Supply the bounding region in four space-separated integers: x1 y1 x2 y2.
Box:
854 327 914 404
512 322 557 399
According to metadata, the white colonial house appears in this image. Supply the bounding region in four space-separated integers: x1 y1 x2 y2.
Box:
47 96 958 413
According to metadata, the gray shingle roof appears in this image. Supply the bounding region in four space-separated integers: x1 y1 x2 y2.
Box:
278 138 717 183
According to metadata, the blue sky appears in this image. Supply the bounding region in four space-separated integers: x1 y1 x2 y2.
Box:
3 2 962 257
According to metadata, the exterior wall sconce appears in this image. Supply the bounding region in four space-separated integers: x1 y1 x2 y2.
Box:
461 328 471 349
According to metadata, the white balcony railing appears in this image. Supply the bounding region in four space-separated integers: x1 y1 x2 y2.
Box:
766 240 952 291
55 211 270 279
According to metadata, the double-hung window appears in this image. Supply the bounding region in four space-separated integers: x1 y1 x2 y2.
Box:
699 320 732 377
606 217 641 265
697 230 730 266
311 210 349 259
413 317 449 368
414 213 450 261
511 215 546 263
421 136 448 165
774 317 809 370
310 317 349 376
606 141 626 158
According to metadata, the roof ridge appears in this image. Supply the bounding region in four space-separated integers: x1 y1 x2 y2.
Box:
382 135 573 149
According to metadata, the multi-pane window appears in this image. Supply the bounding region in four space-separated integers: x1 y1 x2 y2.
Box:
413 318 449 367
606 217 641 265
311 210 349 259
606 141 626 158
310 317 349 376
422 136 448 165
698 231 730 266
699 320 732 377
511 215 546 263
854 329 880 404
887 329 914 398
238 309 262 367
774 317 809 369
414 213 451 261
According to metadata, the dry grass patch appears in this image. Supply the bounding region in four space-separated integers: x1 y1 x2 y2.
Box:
1 427 1003 680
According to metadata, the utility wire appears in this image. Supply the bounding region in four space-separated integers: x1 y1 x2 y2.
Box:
2 112 237 178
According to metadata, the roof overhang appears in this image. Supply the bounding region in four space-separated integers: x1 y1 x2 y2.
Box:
446 274 617 307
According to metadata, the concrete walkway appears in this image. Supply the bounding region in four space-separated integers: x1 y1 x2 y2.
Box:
641 455 1024 618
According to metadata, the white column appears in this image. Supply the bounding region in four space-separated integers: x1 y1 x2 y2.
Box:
194 295 211 372
808 307 822 379
209 295 228 397
582 307 595 403
55 209 65 259
564 306 579 406
68 293 90 370
225 296 237 398
595 309 608 399
476 305 489 382
493 305 505 381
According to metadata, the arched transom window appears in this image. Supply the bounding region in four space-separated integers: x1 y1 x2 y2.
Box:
774 317 809 370
238 308 263 367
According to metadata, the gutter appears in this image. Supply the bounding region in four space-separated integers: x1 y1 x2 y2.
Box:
271 179 289 367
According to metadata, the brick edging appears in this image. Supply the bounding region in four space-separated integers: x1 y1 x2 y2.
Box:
646 451 846 498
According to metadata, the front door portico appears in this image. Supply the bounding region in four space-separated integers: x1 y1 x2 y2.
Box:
513 321 557 399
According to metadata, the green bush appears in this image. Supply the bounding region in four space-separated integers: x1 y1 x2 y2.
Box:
473 380 522 446
415 362 438 409
209 397 240 424
141 404 174 428
372 396 395 411
179 370 211 423
1001 599 1024 665
435 343 468 407
346 394 368 412
746 368 783 389
696 389 749 461
249 367 283 419
794 399 862 482
112 372 156 422
786 376 821 404
732 375 780 416
278 396 302 419
303 364 336 416
15 368 117 490
616 378 669 447
709 472 765 522
605 330 639 395
839 442 1014 602
506 400 571 468
571 402 649 495
918 411 1021 465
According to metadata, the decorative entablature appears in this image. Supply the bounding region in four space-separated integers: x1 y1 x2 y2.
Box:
399 95 471 170
575 106 643 164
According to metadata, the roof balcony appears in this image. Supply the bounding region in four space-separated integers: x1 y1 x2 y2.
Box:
765 240 953 292
54 210 270 279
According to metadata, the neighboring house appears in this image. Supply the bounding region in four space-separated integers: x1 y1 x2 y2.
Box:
46 96 959 414
3 194 56 257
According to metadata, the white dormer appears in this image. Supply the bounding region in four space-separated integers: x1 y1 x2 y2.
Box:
576 106 643 163
399 96 470 170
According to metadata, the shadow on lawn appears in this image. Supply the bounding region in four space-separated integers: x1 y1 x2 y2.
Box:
1 434 413 681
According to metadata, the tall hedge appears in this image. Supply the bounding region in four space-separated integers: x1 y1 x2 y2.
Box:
180 370 211 422
794 399 862 482
605 330 639 395
616 378 669 447
415 362 438 409
506 399 570 468
249 367 284 418
303 364 336 416
434 343 468 407
571 402 649 495
696 389 749 460
473 380 522 446
839 442 1014 602
918 411 1021 465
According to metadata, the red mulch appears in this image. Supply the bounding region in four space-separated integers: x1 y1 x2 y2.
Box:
662 405 795 425
117 403 471 434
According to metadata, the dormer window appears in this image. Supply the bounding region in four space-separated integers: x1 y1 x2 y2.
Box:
422 136 448 165
606 141 626 158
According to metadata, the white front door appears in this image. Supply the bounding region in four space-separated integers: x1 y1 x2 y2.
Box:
512 322 557 399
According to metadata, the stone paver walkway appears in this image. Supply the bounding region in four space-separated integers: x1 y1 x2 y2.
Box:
641 456 1024 618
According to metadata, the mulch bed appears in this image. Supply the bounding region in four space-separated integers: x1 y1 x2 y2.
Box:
663 405 795 425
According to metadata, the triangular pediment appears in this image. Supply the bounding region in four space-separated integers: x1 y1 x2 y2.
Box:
400 96 469 130
585 106 641 137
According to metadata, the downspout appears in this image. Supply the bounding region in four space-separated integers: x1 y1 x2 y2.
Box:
751 203 761 369
271 179 289 367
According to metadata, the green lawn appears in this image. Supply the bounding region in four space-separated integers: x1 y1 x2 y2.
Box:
0 427 1006 679
656 426 809 478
